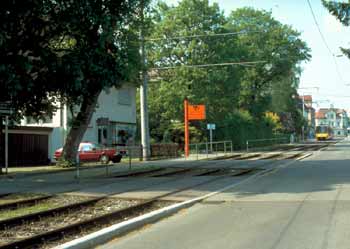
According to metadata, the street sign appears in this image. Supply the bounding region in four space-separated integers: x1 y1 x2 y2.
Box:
184 99 206 157
207 123 216 152
207 123 216 130
0 102 13 116
188 104 206 120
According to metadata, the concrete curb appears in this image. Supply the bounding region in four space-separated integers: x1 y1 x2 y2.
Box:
53 199 200 249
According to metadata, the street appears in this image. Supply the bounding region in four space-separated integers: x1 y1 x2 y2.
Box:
98 138 350 249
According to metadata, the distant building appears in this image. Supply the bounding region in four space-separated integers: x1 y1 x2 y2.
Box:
1 86 137 166
315 107 348 136
299 95 316 138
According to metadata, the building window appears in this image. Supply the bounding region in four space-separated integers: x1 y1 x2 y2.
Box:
26 115 52 124
118 88 132 105
98 127 108 146
26 117 37 124
42 115 53 124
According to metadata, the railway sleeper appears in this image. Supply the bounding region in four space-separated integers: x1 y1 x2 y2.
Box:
0 199 160 249
0 196 104 230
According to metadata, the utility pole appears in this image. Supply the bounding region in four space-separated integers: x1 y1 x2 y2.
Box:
140 0 150 160
302 95 305 142
184 98 189 157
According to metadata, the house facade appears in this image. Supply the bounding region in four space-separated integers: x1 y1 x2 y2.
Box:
315 107 349 136
300 95 316 138
3 86 137 165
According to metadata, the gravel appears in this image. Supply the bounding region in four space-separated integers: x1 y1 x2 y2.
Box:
0 198 143 246
0 195 93 221
0 193 47 205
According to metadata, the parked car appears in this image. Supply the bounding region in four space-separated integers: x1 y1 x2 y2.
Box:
54 142 122 164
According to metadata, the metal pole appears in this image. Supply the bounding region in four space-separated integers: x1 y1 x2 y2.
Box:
302 95 305 142
184 98 189 157
210 128 213 153
246 140 249 152
230 141 233 153
224 141 226 155
206 142 208 158
129 147 132 171
5 116 8 174
140 0 150 161
75 152 80 180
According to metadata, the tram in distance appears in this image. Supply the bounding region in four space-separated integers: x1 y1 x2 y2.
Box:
315 125 333 141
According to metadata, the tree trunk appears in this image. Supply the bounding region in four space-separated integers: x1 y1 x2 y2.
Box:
61 90 102 165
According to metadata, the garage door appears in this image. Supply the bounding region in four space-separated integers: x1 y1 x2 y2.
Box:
0 133 49 166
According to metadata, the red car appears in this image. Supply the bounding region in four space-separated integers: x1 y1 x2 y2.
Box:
54 142 122 164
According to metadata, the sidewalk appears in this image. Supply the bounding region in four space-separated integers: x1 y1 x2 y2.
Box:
0 152 236 179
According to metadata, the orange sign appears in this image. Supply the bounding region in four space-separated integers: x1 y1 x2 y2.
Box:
188 104 206 120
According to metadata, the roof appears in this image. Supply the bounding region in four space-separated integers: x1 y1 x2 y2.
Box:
315 108 347 119
300 95 312 101
315 111 325 119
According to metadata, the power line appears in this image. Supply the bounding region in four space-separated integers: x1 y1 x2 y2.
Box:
151 60 267 70
306 0 345 84
146 30 264 42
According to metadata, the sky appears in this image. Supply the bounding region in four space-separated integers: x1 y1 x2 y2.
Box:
164 0 350 111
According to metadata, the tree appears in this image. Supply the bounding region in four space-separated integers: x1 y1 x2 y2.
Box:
227 8 311 117
146 0 243 143
1 0 145 165
48 0 143 165
0 1 60 119
145 2 310 145
323 1 350 57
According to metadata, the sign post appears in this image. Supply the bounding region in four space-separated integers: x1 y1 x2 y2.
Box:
207 123 216 152
184 99 206 158
4 116 8 174
0 102 13 174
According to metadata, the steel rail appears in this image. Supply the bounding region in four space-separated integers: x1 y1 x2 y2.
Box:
0 168 259 249
0 197 104 229
0 195 53 211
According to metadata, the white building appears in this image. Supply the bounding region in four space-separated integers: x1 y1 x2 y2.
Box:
315 108 348 136
6 86 137 165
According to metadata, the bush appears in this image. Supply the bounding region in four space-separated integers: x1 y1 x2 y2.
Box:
217 110 285 149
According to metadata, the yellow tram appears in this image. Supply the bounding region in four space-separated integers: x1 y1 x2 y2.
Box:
315 126 333 141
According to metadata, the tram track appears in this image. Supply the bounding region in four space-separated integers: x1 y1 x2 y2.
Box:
0 141 336 248
0 167 258 249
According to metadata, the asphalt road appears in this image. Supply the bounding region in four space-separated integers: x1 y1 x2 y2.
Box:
98 138 350 249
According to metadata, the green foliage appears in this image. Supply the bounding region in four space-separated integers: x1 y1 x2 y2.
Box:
143 1 311 147
56 158 76 168
146 0 243 142
216 110 279 149
227 7 310 116
322 1 350 26
323 1 350 60
0 1 60 119
1 0 143 119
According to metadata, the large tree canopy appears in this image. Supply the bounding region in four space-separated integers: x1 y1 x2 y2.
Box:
146 0 243 141
1 0 145 164
323 1 350 58
144 1 310 146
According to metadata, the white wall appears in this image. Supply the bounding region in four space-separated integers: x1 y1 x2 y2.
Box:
83 86 137 143
19 86 136 161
